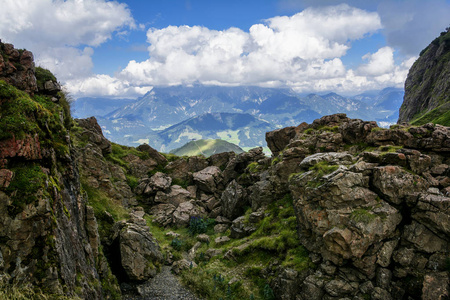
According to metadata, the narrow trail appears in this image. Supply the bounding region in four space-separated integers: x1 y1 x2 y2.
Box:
123 266 201 300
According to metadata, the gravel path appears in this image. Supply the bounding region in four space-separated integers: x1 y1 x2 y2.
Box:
123 266 201 300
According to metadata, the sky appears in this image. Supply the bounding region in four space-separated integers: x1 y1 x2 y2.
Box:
1 0 449 99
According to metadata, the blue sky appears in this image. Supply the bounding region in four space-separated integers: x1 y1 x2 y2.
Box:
1 0 450 98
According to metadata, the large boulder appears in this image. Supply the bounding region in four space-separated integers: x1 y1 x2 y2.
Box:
76 117 112 155
220 180 248 220
154 185 192 207
108 219 163 282
193 166 223 194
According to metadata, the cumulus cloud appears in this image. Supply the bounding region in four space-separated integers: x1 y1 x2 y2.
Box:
0 0 135 82
65 74 152 98
117 4 386 94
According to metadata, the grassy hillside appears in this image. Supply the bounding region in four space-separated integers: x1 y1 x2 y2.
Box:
170 139 244 157
410 102 450 126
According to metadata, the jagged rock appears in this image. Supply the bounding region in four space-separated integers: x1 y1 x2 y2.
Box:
229 216 256 239
222 147 265 183
339 119 378 144
299 275 326 300
0 42 37 94
208 151 235 170
149 204 176 227
76 117 111 155
123 154 158 178
205 248 222 259
214 236 230 245
171 259 197 275
108 220 163 282
166 156 208 183
299 152 354 169
155 185 191 207
412 193 450 238
403 221 448 253
372 165 429 205
172 201 206 226
376 239 399 268
324 279 357 297
220 180 247 219
145 172 172 194
371 287 392 300
193 166 223 194
137 143 167 165
266 125 298 156
422 272 449 300
214 224 229 233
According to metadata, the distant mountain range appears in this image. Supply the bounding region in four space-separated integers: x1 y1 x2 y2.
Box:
72 85 404 152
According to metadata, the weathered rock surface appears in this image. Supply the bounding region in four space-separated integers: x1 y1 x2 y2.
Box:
108 219 163 282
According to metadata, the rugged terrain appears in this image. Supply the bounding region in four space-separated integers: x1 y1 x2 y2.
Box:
0 37 449 300
398 29 450 125
75 85 404 151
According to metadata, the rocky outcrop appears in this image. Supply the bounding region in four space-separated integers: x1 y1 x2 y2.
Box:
0 40 37 94
262 114 450 300
398 30 450 125
107 217 163 282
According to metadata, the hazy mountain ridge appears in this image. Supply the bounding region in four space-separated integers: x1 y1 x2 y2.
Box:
73 85 404 151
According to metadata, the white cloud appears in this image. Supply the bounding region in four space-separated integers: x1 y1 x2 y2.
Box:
66 74 152 98
357 47 395 76
0 0 135 81
117 4 385 94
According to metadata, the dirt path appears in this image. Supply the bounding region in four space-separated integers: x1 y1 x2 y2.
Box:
123 266 201 300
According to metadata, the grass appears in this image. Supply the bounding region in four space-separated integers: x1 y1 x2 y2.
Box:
0 282 81 300
309 161 339 178
411 102 450 126
81 180 129 238
350 208 377 224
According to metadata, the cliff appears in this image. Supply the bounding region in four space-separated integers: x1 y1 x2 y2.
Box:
398 30 450 125
0 41 120 299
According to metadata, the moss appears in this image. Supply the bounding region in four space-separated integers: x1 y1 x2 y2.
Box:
303 128 314 134
125 174 139 190
5 164 47 215
247 162 260 174
350 208 377 224
35 66 57 90
309 161 339 177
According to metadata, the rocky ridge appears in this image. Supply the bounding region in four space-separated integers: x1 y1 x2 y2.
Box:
398 29 450 125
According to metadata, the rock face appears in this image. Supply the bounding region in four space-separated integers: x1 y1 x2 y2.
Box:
398 30 450 125
0 40 37 94
264 114 450 300
108 218 163 282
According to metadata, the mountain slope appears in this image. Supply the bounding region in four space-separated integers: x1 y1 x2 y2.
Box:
170 139 244 157
399 30 450 125
158 112 275 151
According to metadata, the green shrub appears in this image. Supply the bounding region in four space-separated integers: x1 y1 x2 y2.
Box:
189 217 208 235
171 238 183 251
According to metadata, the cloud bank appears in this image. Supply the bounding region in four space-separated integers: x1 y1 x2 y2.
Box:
0 0 135 81
0 2 423 97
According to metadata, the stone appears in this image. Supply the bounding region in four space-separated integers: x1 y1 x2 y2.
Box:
266 126 298 156
214 224 229 233
145 172 172 194
220 180 248 219
376 268 392 290
136 143 167 165
149 204 176 227
205 248 222 260
371 287 392 300
229 216 256 239
171 259 197 275
172 201 206 226
422 272 449 300
108 221 163 282
377 239 399 267
76 117 111 155
324 279 356 297
193 166 223 194
165 231 180 238
299 152 354 169
403 221 448 253
372 165 429 205
0 133 42 160
155 185 191 207
196 234 210 244
214 236 230 246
